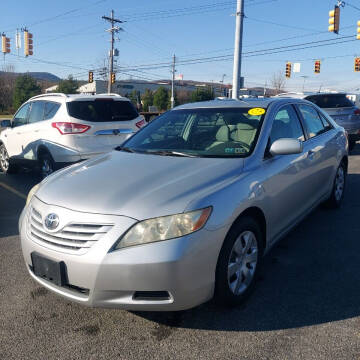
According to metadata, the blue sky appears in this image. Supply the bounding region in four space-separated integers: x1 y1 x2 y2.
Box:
2 0 360 92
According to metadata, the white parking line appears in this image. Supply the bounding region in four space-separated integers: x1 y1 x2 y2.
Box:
0 182 27 200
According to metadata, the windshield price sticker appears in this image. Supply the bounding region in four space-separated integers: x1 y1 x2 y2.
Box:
248 108 266 116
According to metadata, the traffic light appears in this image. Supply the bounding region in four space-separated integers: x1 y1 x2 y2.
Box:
354 58 360 72
285 62 291 78
314 60 321 74
88 71 94 83
111 72 116 84
329 5 340 34
357 20 360 40
1 35 10 54
24 30 33 56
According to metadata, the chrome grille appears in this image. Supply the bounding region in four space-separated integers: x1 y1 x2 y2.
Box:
28 206 113 254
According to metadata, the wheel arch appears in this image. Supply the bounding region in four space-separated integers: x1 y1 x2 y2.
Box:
230 206 267 251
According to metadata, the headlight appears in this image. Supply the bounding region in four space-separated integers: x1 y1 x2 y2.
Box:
26 184 40 206
115 207 212 249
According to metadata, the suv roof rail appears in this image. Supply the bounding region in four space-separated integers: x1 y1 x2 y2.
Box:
29 93 68 101
96 93 123 97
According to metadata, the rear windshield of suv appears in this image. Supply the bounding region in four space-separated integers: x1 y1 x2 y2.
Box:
67 99 139 122
305 94 354 108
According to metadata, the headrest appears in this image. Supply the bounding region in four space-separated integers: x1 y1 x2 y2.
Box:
216 125 229 142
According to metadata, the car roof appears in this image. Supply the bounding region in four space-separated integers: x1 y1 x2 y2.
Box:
173 97 307 110
275 92 347 99
28 93 130 103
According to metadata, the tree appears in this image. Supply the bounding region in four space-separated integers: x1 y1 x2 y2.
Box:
141 89 154 112
177 90 192 105
0 64 16 113
13 74 41 109
153 87 169 111
191 87 214 102
56 75 79 94
270 71 286 95
128 90 141 109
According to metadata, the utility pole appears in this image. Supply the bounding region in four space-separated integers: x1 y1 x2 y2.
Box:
263 81 267 97
232 0 245 99
102 10 123 93
171 54 176 109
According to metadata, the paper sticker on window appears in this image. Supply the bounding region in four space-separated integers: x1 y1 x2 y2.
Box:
248 108 266 116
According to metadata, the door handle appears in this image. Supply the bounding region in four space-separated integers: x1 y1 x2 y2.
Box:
307 150 315 158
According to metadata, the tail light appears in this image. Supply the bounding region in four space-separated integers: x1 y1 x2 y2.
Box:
52 122 90 135
135 119 146 129
354 109 360 115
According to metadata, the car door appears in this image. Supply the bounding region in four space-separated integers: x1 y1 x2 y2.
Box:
20 101 46 161
5 102 31 158
261 104 310 239
296 103 338 200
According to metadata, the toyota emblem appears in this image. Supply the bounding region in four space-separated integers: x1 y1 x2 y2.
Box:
44 213 59 230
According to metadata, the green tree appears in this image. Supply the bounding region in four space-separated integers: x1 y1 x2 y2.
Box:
56 75 79 94
191 87 214 102
13 74 41 109
141 89 154 112
128 90 141 109
153 87 169 111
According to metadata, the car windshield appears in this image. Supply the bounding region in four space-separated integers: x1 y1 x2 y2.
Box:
121 107 265 158
67 99 139 122
305 94 354 108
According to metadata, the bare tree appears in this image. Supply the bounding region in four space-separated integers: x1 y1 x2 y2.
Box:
0 63 16 113
270 70 286 95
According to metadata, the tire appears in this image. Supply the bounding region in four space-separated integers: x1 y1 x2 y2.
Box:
38 152 55 179
349 139 356 151
0 144 18 174
215 216 263 307
324 161 346 209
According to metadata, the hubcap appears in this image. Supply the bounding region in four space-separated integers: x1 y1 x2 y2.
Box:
335 166 345 202
227 230 258 295
0 146 9 172
41 159 53 177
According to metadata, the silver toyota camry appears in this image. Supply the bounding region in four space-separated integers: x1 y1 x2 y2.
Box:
20 97 348 311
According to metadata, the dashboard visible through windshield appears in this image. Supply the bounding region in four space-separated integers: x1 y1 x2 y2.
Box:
121 107 266 158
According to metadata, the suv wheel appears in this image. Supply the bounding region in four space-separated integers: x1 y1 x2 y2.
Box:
349 139 356 151
0 144 18 174
39 153 55 179
215 217 263 307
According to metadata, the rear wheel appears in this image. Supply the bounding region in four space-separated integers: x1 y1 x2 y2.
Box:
215 217 263 307
0 144 18 174
324 161 346 208
349 139 356 151
38 152 55 179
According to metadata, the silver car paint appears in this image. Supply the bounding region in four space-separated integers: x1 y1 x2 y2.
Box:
20 98 348 310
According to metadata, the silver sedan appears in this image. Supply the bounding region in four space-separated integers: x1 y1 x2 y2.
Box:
20 97 348 311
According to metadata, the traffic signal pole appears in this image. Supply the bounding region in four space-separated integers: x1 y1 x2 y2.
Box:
232 0 244 99
102 10 123 93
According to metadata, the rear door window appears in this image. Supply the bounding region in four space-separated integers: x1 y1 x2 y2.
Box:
67 100 139 122
298 104 326 139
44 101 61 120
305 94 354 108
28 101 45 124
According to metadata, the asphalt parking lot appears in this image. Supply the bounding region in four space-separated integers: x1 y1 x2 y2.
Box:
1 151 360 360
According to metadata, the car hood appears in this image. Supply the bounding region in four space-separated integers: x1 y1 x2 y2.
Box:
36 151 244 220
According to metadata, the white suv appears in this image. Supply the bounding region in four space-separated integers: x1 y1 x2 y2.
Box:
0 93 145 177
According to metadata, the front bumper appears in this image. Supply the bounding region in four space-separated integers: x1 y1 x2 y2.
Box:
20 198 221 311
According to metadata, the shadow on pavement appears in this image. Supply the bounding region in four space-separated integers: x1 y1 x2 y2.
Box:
135 174 360 332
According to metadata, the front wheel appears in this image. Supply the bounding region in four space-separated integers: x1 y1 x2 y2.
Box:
215 217 263 307
0 144 18 174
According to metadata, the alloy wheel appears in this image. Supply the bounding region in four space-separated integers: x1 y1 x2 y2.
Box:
227 230 258 295
0 146 9 172
335 166 345 202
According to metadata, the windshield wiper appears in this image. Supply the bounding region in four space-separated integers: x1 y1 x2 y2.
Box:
145 150 197 157
115 146 137 153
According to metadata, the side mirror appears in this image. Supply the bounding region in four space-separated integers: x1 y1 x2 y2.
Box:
0 119 11 128
270 138 303 156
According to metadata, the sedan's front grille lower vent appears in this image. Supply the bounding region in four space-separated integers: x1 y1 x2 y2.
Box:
28 206 113 254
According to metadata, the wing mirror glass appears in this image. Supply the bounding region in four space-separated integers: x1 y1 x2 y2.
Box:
270 138 303 156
